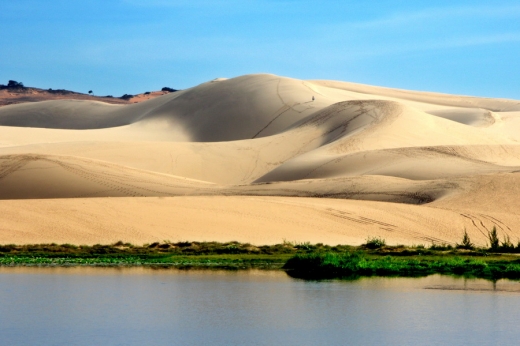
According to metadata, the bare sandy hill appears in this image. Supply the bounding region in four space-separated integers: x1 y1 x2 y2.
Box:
0 73 519 246
0 86 173 107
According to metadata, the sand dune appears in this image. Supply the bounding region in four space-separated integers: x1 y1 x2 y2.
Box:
310 80 520 112
0 73 519 246
0 154 214 200
0 86 172 107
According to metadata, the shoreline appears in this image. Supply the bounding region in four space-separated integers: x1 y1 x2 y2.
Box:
1 241 520 281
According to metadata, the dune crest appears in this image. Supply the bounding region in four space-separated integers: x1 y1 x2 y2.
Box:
0 73 519 246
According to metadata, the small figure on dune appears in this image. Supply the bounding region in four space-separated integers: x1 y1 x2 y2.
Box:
312 96 315 101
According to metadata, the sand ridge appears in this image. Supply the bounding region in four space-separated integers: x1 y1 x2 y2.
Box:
0 87 171 107
0 73 519 246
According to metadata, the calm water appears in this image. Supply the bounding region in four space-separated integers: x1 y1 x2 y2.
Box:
1 268 520 346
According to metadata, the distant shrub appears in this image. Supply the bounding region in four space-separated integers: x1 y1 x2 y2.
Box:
484 226 519 253
500 234 515 252
363 236 386 249
105 95 113 98
47 89 73 95
1 80 25 90
144 91 151 95
120 94 133 100
7 80 24 88
456 229 474 250
488 226 499 252
161 87 177 92
430 243 453 251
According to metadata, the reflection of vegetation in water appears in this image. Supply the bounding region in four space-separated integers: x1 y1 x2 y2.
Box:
284 230 520 281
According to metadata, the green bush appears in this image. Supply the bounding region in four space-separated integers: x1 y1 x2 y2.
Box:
363 236 386 249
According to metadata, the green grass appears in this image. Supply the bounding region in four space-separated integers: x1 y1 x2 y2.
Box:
0 241 309 256
283 252 520 280
0 254 291 269
2 241 520 281
0 242 299 269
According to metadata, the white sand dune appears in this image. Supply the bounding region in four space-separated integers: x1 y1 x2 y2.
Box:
0 73 519 246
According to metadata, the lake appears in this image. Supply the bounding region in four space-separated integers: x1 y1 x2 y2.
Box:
1 267 519 346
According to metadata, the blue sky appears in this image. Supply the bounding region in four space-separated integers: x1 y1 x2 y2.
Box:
2 0 519 98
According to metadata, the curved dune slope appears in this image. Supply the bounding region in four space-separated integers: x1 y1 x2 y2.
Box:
0 73 519 245
0 75 326 140
311 80 520 112
0 154 214 200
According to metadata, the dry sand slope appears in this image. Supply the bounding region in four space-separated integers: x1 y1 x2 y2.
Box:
0 74 519 245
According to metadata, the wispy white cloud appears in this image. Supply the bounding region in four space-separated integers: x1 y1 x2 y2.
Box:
314 32 520 63
426 32 520 49
74 36 263 65
71 25 520 68
345 4 520 29
307 4 520 62
11 1 520 82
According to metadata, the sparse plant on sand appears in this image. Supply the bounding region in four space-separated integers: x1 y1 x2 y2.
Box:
295 242 312 251
430 243 453 251
500 234 515 252
282 239 295 247
488 226 500 252
457 229 474 250
363 236 386 249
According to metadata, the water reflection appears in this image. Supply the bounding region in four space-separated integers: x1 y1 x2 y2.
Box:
0 268 519 346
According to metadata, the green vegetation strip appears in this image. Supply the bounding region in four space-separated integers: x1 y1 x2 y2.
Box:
1 239 520 281
0 241 300 269
283 252 520 280
0 255 290 269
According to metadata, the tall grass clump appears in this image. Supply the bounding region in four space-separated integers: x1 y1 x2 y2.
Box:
456 229 474 250
430 243 453 251
488 226 500 252
485 226 519 253
500 234 515 252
